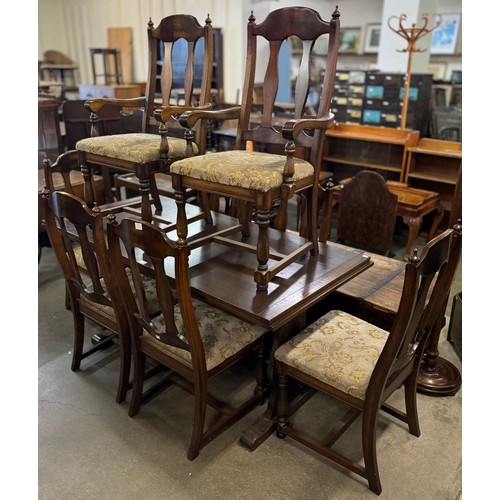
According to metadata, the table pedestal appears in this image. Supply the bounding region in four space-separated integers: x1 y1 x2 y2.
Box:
417 357 462 396
417 306 462 396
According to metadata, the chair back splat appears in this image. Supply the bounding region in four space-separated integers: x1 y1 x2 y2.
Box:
274 222 462 494
106 216 270 460
170 6 341 291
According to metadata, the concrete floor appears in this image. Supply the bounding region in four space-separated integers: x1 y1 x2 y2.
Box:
38 226 462 500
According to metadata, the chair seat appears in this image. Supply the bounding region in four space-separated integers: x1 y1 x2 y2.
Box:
147 298 267 371
275 310 388 400
170 150 314 191
76 133 198 163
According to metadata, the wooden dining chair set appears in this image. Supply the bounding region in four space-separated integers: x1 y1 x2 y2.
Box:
40 6 462 494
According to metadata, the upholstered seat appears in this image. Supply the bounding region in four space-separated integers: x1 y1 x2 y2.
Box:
149 297 266 370
171 151 313 191
77 133 198 163
275 310 388 400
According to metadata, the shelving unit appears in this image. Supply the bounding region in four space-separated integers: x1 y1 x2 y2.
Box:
405 137 462 213
329 71 433 136
322 123 420 183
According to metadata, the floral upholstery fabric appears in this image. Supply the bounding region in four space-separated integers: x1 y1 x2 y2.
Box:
76 133 198 163
147 298 267 371
274 310 389 400
170 150 314 192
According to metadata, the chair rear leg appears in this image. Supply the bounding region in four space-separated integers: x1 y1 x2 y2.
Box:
71 307 85 371
128 350 146 417
404 374 421 437
116 335 132 404
362 410 382 495
187 384 208 460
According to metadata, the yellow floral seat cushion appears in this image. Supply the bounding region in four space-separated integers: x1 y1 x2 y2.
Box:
274 310 389 400
76 133 198 163
170 150 314 192
146 298 267 371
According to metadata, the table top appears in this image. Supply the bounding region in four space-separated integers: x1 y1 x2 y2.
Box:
176 219 371 331
106 198 372 332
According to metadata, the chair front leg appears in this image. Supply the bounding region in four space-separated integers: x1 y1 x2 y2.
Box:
255 206 271 291
77 150 95 208
173 173 188 246
276 364 289 438
135 163 153 223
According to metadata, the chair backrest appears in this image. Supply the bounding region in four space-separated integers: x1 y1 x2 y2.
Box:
337 170 398 255
369 222 462 405
62 100 123 150
106 217 205 372
235 6 340 169
42 190 123 322
43 50 74 65
144 14 214 149
42 150 113 208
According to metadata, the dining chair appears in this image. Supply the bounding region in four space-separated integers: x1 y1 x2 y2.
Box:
42 189 134 403
336 170 398 256
106 215 270 460
273 222 462 494
170 6 341 291
42 186 162 403
76 14 214 223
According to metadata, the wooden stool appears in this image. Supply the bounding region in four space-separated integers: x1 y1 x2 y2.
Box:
90 48 123 85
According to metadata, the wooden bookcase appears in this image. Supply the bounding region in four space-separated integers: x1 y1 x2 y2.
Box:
322 123 420 183
404 138 462 213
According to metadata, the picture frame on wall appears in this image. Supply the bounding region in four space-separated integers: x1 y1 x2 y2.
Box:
364 23 381 54
339 27 361 53
427 62 447 81
430 13 461 55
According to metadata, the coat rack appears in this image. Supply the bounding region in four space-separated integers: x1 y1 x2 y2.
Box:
388 13 441 129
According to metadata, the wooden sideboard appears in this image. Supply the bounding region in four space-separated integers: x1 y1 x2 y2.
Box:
322 123 420 183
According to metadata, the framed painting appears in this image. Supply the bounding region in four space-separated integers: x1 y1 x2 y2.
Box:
430 13 461 55
339 27 361 53
364 23 381 54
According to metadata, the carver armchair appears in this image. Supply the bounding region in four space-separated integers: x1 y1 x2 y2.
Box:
170 6 341 290
76 14 214 222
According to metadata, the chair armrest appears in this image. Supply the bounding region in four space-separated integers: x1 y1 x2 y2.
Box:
178 106 241 128
282 113 335 141
153 103 212 123
84 97 147 113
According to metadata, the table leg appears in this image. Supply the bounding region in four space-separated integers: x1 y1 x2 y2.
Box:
403 215 422 256
240 317 306 451
427 204 445 241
